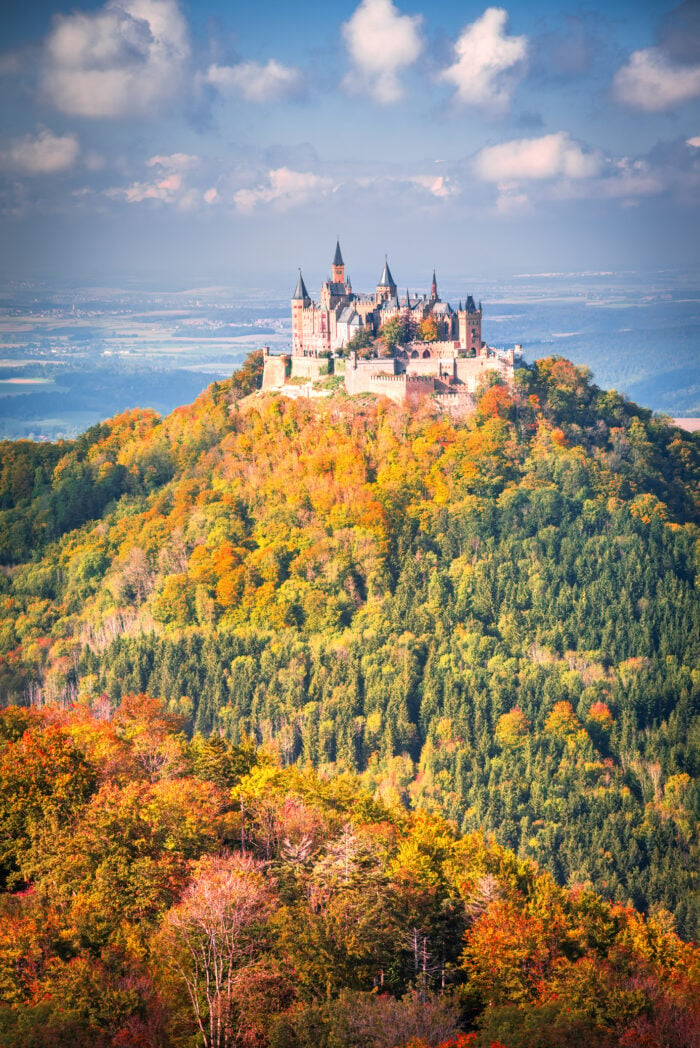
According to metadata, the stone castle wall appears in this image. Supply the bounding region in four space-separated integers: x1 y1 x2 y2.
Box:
291 356 330 381
262 353 289 390
367 373 436 407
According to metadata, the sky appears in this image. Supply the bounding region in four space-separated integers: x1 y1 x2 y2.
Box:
1 0 700 291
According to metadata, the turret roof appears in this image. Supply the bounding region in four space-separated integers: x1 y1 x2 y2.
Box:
292 271 309 301
378 257 396 288
333 239 344 266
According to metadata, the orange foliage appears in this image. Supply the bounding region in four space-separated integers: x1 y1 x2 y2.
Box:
477 384 515 421
588 701 614 730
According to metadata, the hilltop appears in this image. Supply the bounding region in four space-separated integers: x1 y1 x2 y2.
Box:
0 352 698 944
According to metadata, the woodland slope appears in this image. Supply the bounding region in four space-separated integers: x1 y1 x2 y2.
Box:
0 353 698 941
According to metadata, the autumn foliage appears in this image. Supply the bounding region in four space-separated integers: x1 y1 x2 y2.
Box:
0 354 698 1045
0 699 698 1047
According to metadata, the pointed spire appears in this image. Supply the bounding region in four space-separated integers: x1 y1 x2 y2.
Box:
406 288 411 307
292 269 309 302
431 269 438 299
458 299 463 311
378 255 396 288
333 238 344 267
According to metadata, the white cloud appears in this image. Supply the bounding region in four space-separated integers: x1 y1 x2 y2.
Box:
612 47 700 112
109 153 200 206
439 7 528 112
41 0 190 118
474 131 602 181
342 0 423 104
472 132 674 212
3 128 79 174
494 182 531 214
407 174 458 199
206 59 304 103
687 136 700 147
233 168 333 213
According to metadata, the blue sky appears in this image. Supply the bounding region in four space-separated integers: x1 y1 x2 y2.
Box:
1 0 699 289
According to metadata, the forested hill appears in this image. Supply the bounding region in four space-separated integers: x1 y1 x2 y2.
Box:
0 353 698 939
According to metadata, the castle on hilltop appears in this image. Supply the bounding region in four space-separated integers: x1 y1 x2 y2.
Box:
262 240 515 413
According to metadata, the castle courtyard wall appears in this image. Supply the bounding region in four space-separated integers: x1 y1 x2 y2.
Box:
291 356 330 381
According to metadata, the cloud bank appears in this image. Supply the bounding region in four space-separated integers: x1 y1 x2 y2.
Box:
41 0 191 118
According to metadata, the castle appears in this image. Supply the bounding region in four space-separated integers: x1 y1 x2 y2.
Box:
262 240 515 413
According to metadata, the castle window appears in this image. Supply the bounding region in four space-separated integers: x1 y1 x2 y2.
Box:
422 349 431 359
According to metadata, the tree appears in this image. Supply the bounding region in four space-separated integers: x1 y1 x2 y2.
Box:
230 351 265 400
418 318 438 343
0 723 96 887
344 329 375 358
495 709 530 749
380 316 415 353
160 853 277 1048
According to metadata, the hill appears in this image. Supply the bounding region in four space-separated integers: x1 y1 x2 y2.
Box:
0 352 698 944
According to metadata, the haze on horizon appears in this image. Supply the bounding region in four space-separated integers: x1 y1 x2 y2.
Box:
0 0 699 290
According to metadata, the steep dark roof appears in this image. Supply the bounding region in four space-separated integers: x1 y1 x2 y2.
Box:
333 239 344 267
378 257 396 288
292 271 310 301
466 295 477 313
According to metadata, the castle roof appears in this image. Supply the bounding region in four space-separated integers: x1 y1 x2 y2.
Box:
466 295 477 313
325 281 348 296
333 239 344 267
292 271 310 301
378 257 396 288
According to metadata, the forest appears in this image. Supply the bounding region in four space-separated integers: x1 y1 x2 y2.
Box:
0 699 697 1047
0 350 697 1043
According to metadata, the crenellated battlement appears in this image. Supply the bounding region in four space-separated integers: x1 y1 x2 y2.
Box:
371 373 435 384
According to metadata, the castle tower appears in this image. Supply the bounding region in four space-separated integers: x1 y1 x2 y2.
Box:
457 294 483 355
430 269 439 302
332 239 345 284
291 270 310 354
376 256 397 303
